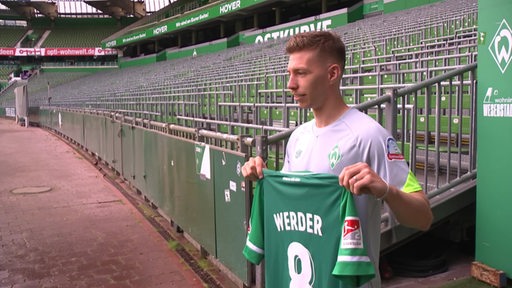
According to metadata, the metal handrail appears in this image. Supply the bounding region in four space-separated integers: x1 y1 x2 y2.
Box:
261 62 478 198
263 63 477 144
395 62 477 96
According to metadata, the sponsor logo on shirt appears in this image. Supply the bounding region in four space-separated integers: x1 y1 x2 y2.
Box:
386 137 405 161
341 216 363 248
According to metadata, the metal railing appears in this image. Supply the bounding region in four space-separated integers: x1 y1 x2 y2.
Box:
253 63 477 251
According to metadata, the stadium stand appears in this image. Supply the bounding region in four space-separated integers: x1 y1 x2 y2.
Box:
0 25 26 47
0 0 479 285
36 18 125 48
0 71 95 107
20 0 477 135
0 64 16 80
0 65 15 90
1 0 474 186
18 28 43 48
105 0 211 44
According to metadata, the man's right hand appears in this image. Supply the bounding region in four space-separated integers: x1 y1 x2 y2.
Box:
241 156 267 181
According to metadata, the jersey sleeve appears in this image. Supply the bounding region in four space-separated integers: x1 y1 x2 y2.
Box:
332 189 376 287
402 169 422 193
242 180 265 265
372 134 423 194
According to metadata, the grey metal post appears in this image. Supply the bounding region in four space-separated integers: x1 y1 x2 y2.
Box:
196 128 204 143
253 135 268 288
239 135 253 288
385 89 398 140
47 81 51 105
255 135 268 161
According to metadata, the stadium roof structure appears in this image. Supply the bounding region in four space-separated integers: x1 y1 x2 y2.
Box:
0 0 171 19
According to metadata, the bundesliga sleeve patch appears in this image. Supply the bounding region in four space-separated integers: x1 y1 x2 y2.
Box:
332 190 375 287
386 137 405 161
341 216 363 249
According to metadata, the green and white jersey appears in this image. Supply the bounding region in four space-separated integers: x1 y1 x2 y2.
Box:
283 108 420 192
243 169 375 288
282 108 422 288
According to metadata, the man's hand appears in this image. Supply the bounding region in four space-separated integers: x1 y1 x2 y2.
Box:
339 162 432 231
241 156 267 181
338 162 388 199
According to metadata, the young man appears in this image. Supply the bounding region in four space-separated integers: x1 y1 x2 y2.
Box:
242 31 433 287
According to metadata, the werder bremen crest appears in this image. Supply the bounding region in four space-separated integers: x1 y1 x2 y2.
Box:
294 139 307 160
328 144 342 170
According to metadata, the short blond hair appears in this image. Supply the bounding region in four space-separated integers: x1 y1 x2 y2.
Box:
285 31 346 70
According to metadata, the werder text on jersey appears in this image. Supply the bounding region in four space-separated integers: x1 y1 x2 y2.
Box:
273 211 323 236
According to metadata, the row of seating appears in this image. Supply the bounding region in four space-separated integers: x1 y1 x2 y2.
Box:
0 0 478 195
0 71 94 107
105 0 210 44
0 65 16 81
40 24 122 48
0 26 26 46
2 0 476 151
0 20 125 48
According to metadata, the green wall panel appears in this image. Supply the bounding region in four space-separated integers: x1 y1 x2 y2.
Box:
169 139 216 255
363 0 383 15
241 10 348 44
38 109 51 128
348 3 364 23
97 117 108 162
157 134 176 221
60 111 83 144
41 67 115 73
119 55 157 68
212 148 249 284
53 111 65 134
83 114 103 156
476 0 512 276
112 121 123 173
28 107 40 124
384 0 441 14
166 39 228 60
143 129 166 206
132 127 146 193
121 124 136 183
74 112 85 146
104 117 116 166
49 109 59 130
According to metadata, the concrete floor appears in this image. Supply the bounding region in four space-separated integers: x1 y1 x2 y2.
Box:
0 119 205 288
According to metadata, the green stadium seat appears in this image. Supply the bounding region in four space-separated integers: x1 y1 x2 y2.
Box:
271 109 283 121
288 109 298 122
416 115 471 135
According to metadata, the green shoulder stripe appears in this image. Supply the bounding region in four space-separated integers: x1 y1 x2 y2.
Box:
402 170 422 193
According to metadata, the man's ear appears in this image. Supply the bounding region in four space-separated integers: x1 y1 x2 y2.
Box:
328 64 342 83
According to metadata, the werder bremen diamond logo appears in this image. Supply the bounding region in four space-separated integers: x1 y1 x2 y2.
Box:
328 144 342 170
489 19 512 74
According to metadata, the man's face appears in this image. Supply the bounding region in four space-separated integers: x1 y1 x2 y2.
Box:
287 50 331 109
